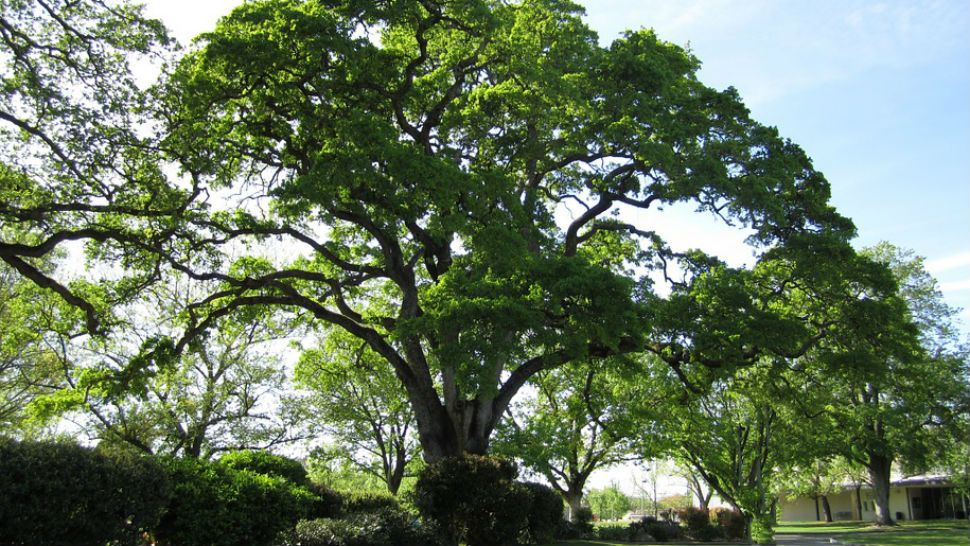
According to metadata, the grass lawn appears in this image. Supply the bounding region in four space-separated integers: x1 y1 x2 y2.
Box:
777 520 970 546
543 521 970 546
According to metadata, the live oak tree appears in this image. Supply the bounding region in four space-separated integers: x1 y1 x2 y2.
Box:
3 0 860 460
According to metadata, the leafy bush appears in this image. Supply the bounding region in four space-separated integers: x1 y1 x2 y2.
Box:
276 508 440 546
593 523 629 541
678 506 711 535
751 515 774 544
692 524 724 542
0 439 170 546
520 482 564 544
219 449 310 485
413 455 531 546
155 456 317 546
308 483 347 519
627 516 681 542
572 506 595 536
340 490 400 514
711 507 747 540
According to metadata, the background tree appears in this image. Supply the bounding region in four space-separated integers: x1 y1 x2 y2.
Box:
587 483 632 522
777 457 859 523
28 280 305 458
663 363 802 543
295 329 421 495
676 461 714 511
493 357 653 520
804 243 969 525
0 261 65 432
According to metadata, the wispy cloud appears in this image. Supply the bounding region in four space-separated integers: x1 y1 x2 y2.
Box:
926 252 970 274
940 279 970 293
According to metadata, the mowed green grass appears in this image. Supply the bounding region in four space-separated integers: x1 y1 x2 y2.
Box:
543 520 970 546
778 519 970 546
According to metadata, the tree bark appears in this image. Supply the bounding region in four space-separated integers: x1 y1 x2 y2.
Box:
868 453 895 525
386 447 407 495
565 489 585 522
820 495 833 522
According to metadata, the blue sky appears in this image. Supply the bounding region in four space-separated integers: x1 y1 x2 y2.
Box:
146 0 970 331
579 0 970 330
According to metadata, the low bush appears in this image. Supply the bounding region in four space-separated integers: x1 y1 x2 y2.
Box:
571 506 595 537
679 506 711 535
218 449 310 485
629 516 681 542
520 482 564 544
307 483 347 519
276 508 440 546
155 456 317 546
340 490 400 515
0 438 170 546
593 522 630 541
413 455 530 546
711 507 747 540
691 524 724 542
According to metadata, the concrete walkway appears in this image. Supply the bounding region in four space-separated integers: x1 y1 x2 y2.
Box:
775 534 838 546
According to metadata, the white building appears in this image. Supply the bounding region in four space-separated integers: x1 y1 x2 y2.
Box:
779 475 967 522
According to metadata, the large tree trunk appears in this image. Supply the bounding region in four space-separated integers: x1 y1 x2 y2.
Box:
820 495 833 522
565 488 585 522
412 395 499 461
868 453 895 526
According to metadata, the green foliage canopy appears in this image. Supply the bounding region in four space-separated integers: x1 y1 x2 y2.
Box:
2 0 863 459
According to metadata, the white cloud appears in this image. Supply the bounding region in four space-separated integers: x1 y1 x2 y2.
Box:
940 279 970 293
143 0 241 44
926 252 970 274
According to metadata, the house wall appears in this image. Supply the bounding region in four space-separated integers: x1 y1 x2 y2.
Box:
779 490 858 522
779 495 817 521
781 485 941 522
856 486 912 521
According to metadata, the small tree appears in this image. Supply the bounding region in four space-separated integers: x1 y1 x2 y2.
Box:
588 483 632 521
295 328 420 494
493 358 648 520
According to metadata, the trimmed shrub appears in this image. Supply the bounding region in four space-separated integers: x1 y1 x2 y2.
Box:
155 456 317 546
573 506 594 536
593 523 629 541
692 524 724 542
0 438 170 546
308 483 347 519
413 455 531 546
679 506 711 535
276 508 440 546
628 516 681 542
340 490 400 514
520 482 564 544
219 449 309 485
712 507 747 540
